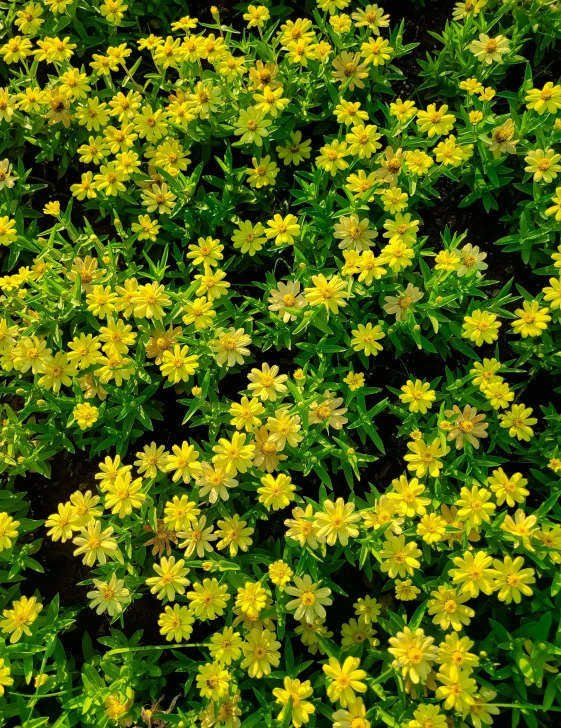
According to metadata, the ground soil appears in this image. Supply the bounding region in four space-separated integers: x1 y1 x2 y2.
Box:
5 1 561 723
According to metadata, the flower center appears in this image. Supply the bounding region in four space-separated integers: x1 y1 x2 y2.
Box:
406 647 423 664
301 591 316 606
316 404 332 420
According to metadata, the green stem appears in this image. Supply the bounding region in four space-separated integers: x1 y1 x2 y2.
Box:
368 668 394 686
103 643 210 656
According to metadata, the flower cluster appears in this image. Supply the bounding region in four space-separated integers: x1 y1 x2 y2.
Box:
1 1 561 727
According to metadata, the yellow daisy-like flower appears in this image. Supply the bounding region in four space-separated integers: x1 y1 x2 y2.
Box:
500 404 537 441
462 309 501 346
469 33 510 64
379 534 422 578
404 438 447 478
525 82 561 114
351 322 385 356
511 300 551 337
323 656 367 707
427 586 475 631
388 626 437 684
399 379 436 414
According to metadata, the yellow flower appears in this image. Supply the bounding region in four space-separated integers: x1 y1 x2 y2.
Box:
309 395 348 430
449 550 497 598
247 362 288 401
215 514 254 556
86 285 118 319
209 626 243 664
43 201 60 216
284 505 323 549
344 371 365 391
195 269 230 300
305 274 349 313
187 578 230 620
546 188 561 221
265 213 300 245
390 98 417 123
72 520 117 566
500 403 537 441
0 512 19 552
1 595 43 643
399 379 436 414
100 0 128 23
332 52 368 91
73 402 99 429
141 183 176 215
273 677 315 728
469 33 510 64
511 300 550 337
0 658 13 696
493 556 535 603
488 468 529 507
335 99 369 125
353 596 381 625
246 155 279 188
0 35 34 64
469 110 484 124
45 502 78 542
379 534 422 578
526 82 561 114
230 396 265 432
165 442 201 484
388 627 437 684
460 77 484 95
436 668 477 711
146 556 190 602
159 344 199 383
434 135 465 166
346 124 382 159
235 581 268 619
381 186 409 214
268 560 293 587
314 498 360 546
525 148 561 183
351 323 384 356
427 586 475 631
241 628 281 678
436 632 479 678
15 2 44 34
163 494 199 531
408 704 446 728
387 475 430 517
231 220 267 256
462 309 501 346
197 662 230 700
501 509 537 546
405 149 434 175
38 352 77 392
104 472 145 517
243 4 270 27
316 140 350 175
323 656 367 707
258 473 296 511
404 438 447 478
416 104 456 137
416 513 447 544
212 432 255 476
158 604 194 642
276 130 312 166
456 485 495 529
360 36 393 66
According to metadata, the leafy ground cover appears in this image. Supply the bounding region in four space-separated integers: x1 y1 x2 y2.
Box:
1 0 561 727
